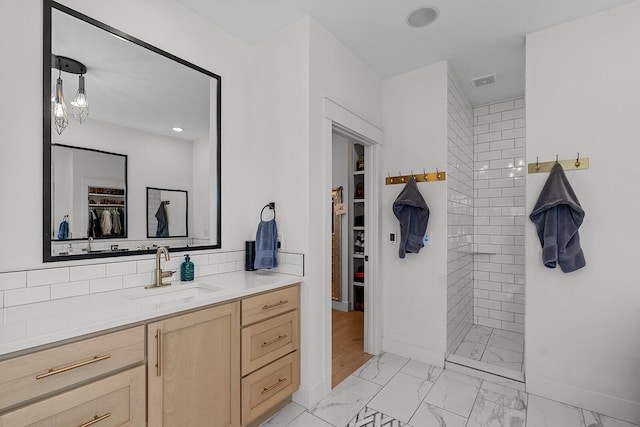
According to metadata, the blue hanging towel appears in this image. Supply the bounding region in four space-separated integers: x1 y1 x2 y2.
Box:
254 219 278 269
57 218 69 240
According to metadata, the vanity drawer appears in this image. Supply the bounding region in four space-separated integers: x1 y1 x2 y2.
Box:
241 351 299 426
0 326 144 411
242 285 299 326
0 365 145 427
242 310 299 376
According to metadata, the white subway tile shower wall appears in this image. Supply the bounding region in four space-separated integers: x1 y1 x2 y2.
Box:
446 72 475 355
0 251 304 308
473 97 525 334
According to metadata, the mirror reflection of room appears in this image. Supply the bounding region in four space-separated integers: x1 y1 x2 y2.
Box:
46 4 220 260
146 188 188 239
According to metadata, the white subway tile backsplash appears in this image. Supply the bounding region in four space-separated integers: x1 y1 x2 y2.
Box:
477 131 503 144
227 251 244 262
198 263 220 276
474 105 489 116
514 98 525 109
27 268 69 287
70 264 106 282
286 253 304 266
0 271 27 291
501 128 526 139
137 259 156 274
5 286 50 307
51 281 90 300
209 253 227 264
90 277 123 293
106 261 137 277
219 262 237 274
123 272 153 289
477 317 502 329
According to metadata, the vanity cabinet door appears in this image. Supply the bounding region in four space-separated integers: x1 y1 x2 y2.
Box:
147 302 240 427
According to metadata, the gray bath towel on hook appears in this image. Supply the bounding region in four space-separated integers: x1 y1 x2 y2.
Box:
393 176 430 259
530 163 586 272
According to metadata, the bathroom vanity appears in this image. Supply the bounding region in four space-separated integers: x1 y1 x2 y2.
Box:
0 271 301 427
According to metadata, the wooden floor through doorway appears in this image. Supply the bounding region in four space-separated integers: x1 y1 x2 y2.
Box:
332 309 372 388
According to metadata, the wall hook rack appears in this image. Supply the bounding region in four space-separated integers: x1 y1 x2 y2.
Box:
385 169 446 185
528 153 589 174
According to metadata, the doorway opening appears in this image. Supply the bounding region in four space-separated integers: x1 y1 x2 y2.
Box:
331 132 372 387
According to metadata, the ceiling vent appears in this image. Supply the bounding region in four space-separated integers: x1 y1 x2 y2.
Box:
471 73 497 88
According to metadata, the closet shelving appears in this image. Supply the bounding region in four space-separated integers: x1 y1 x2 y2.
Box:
351 144 365 311
88 186 126 238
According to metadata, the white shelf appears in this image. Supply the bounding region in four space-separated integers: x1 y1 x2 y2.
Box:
353 170 365 175
353 226 364 231
89 204 124 207
354 198 365 203
88 193 124 198
353 254 365 258
353 282 365 287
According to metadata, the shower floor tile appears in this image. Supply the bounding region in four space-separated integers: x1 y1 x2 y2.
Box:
452 326 524 374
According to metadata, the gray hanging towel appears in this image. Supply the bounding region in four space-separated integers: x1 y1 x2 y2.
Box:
156 203 169 237
530 163 586 272
393 177 430 258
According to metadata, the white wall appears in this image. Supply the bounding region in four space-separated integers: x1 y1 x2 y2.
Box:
526 2 640 422
0 0 254 271
381 61 448 365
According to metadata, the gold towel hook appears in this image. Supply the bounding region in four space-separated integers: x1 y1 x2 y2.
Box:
423 169 428 181
436 168 442 180
400 171 405 182
535 157 540 171
555 154 559 164
388 172 393 184
575 152 581 168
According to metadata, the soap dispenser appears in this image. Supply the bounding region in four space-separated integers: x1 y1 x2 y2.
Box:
180 255 194 281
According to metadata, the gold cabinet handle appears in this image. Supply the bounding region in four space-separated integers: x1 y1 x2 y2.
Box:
78 413 111 427
35 354 111 380
262 378 287 395
261 335 287 348
155 329 162 377
262 300 288 310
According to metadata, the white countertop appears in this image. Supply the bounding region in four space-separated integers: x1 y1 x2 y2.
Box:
0 271 302 358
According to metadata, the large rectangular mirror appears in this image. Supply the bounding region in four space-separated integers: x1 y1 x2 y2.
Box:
44 0 221 261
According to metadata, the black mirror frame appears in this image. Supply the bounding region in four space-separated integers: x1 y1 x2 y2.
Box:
43 0 222 262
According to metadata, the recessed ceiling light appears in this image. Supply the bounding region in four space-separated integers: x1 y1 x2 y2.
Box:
172 127 184 132
406 6 439 28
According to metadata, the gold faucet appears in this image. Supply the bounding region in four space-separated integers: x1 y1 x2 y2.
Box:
145 247 175 288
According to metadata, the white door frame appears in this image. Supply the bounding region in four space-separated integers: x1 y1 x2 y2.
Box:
322 98 383 390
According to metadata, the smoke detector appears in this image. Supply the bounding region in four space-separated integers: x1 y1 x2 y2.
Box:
471 73 497 88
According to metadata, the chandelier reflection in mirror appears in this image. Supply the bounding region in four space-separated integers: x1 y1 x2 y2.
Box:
51 54 89 135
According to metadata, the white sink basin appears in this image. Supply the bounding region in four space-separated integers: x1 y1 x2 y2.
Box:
126 283 223 307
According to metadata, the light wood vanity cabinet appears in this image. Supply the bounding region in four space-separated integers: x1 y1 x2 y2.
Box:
241 285 300 427
0 326 145 426
147 301 241 427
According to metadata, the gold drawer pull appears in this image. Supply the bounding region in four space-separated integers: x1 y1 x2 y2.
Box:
78 413 111 427
262 300 288 310
262 335 287 348
35 354 111 380
155 329 162 377
262 377 287 394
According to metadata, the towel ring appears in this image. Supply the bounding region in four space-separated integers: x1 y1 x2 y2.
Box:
260 203 276 221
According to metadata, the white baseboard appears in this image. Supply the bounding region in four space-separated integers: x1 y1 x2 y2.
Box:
382 336 444 367
527 375 640 425
331 300 349 311
292 378 326 409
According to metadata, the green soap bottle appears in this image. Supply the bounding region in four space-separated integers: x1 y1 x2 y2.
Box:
180 255 194 281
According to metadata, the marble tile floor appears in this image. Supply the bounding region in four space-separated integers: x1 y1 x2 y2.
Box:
259 352 639 427
453 325 525 373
